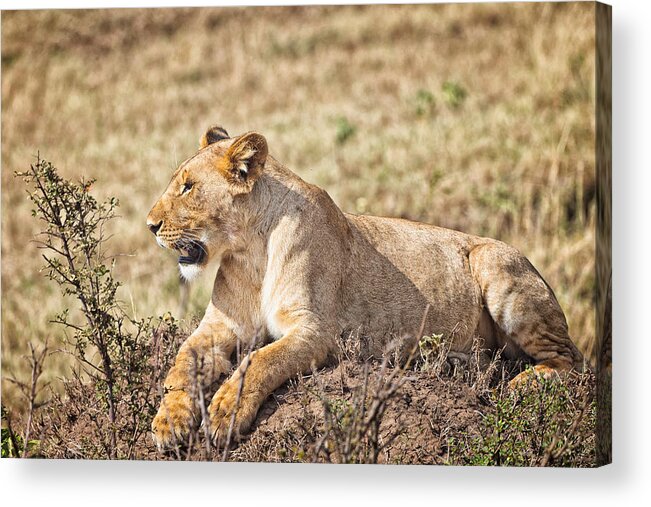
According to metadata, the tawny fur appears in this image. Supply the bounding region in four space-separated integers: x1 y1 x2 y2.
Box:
146 125 584 450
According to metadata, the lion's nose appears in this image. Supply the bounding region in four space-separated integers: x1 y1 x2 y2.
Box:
147 220 163 235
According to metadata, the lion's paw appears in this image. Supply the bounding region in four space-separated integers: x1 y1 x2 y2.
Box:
151 390 197 452
508 364 558 390
207 377 257 445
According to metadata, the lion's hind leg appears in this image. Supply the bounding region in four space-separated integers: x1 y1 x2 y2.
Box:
469 242 584 389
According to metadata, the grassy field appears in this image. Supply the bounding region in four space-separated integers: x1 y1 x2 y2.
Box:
2 3 597 412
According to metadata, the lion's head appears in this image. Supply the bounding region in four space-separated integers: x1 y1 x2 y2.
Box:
146 126 268 281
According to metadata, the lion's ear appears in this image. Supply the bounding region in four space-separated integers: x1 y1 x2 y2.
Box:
219 132 268 193
200 125 230 148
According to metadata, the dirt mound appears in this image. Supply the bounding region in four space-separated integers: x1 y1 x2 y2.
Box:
22 345 594 466
232 360 486 464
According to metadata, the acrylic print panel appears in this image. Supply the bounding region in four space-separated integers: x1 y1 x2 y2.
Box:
1 2 611 466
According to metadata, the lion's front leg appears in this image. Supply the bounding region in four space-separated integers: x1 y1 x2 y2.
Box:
208 328 332 444
205 355 260 444
152 318 236 452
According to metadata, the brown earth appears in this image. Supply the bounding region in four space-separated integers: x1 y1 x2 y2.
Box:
20 336 594 466
235 360 486 465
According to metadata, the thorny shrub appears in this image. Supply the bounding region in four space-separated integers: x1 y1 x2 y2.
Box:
3 157 182 459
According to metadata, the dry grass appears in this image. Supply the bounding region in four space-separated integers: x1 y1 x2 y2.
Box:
2 3 597 410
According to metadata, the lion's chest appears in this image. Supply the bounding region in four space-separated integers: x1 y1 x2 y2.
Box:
259 269 289 342
258 252 312 342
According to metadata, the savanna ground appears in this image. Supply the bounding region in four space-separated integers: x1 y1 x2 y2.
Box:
1 3 599 464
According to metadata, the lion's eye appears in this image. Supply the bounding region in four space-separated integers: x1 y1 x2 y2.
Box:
180 182 193 195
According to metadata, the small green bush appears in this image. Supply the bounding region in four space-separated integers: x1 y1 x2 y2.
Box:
335 116 356 145
447 370 595 467
442 80 467 108
413 89 436 117
1 406 40 458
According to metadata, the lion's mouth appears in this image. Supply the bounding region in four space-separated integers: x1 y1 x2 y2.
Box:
177 240 207 265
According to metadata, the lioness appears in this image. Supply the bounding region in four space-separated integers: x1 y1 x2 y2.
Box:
147 125 583 450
